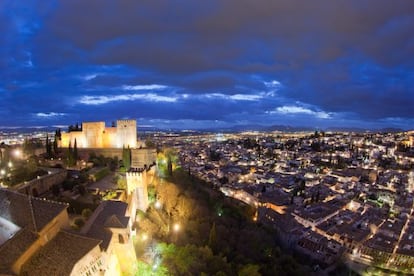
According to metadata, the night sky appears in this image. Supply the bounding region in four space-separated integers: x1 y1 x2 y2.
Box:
1 0 414 130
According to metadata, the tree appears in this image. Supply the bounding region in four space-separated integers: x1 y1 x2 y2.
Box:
238 264 261 276
208 222 217 253
122 145 131 170
66 141 75 166
45 134 52 158
164 148 177 176
145 137 156 148
73 138 78 161
23 138 34 156
73 217 85 229
53 136 58 156
82 208 93 219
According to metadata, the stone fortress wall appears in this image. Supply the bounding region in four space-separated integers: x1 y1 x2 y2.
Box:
60 120 137 149
14 168 67 196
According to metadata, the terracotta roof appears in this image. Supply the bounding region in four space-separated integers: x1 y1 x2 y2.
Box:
21 231 101 276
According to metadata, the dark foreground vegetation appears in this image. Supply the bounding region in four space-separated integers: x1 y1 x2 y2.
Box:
136 168 312 275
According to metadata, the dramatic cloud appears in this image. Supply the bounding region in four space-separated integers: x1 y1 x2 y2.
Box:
1 0 413 129
35 112 66 118
122 84 167 91
271 106 332 119
79 93 178 105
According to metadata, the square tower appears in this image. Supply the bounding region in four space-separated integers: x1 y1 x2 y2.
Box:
82 122 105 148
116 120 137 148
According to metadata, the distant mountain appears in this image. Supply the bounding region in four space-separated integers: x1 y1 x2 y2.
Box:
325 126 404 133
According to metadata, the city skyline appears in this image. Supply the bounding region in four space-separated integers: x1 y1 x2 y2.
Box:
1 1 414 130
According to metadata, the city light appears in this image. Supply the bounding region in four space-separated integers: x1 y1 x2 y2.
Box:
173 223 180 232
13 149 21 158
155 201 162 209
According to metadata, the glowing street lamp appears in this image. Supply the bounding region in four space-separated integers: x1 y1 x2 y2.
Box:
142 233 148 241
155 201 162 209
0 169 5 176
8 161 12 168
173 223 180 232
13 149 21 158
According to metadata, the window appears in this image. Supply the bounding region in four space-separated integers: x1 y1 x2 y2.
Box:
118 234 125 244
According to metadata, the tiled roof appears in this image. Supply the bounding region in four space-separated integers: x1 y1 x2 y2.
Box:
0 188 36 231
0 188 68 232
21 231 101 276
31 197 68 231
0 189 68 274
83 200 129 251
0 227 37 274
104 214 127 229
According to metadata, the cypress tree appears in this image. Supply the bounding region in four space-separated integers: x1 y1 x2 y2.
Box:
45 134 52 158
67 141 74 166
208 222 217 253
122 145 131 171
53 136 58 156
74 138 78 161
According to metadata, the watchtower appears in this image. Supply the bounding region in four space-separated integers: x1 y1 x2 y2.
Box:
116 120 137 148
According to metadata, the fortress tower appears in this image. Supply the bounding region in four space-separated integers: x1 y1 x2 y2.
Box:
83 121 105 148
60 119 137 149
126 169 149 220
116 120 137 148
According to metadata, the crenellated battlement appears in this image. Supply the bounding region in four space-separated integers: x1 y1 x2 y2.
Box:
126 167 149 212
126 172 144 177
117 119 136 123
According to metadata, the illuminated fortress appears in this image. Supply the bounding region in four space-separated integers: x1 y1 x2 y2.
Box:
60 119 137 148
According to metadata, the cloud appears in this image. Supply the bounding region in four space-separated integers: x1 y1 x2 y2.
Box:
79 93 177 105
82 74 98 81
35 112 66 118
270 105 332 119
122 84 167 91
0 0 413 129
264 80 282 89
204 93 263 101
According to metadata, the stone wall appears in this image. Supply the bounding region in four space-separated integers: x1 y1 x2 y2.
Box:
76 148 157 168
60 120 138 149
131 148 157 168
15 169 67 196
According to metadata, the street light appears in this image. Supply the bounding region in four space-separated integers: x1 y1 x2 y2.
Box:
13 149 21 158
173 223 180 232
142 233 148 241
155 200 162 209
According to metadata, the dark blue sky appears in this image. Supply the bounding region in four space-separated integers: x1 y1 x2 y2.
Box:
1 0 414 130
